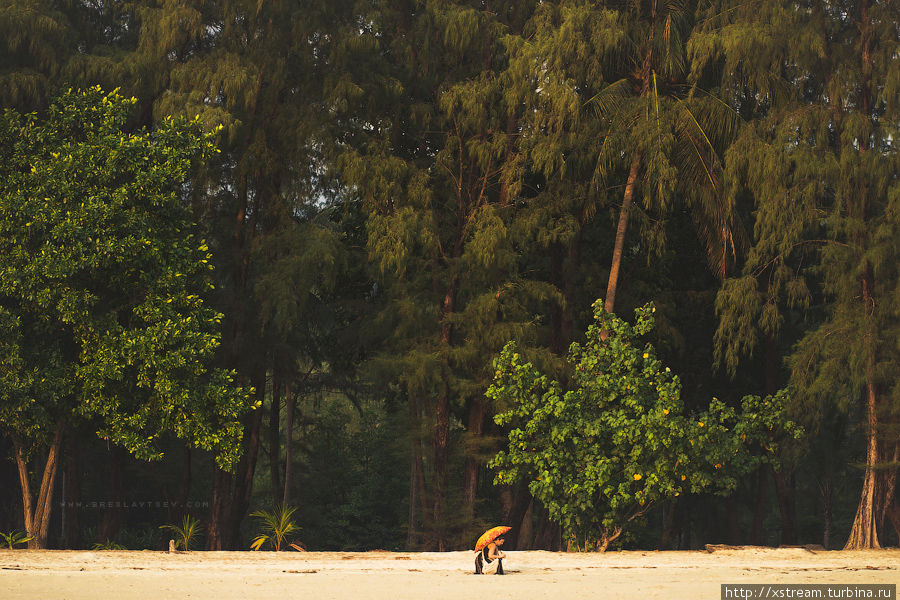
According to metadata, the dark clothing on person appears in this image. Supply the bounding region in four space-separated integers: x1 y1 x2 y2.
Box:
474 546 504 575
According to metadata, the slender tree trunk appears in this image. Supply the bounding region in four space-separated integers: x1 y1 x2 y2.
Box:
604 154 641 316
772 468 797 545
763 325 797 545
13 424 64 549
517 498 534 550
282 384 294 508
603 0 657 317
532 506 562 551
821 480 833 549
433 279 458 551
98 448 126 544
843 1 885 550
660 499 680 549
227 369 266 547
207 373 266 550
407 435 418 548
12 435 35 546
407 395 422 548
206 468 232 550
462 396 484 525
270 376 282 505
433 384 450 551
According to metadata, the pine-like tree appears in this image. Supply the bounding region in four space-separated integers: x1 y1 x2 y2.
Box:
705 0 900 549
336 0 550 549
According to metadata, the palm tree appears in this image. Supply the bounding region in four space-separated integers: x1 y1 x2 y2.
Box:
598 0 745 314
509 0 745 316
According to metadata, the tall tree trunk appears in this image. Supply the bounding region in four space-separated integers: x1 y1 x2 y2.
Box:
843 1 885 551
821 479 833 549
604 154 641 316
764 326 796 545
207 372 266 550
772 468 797 545
517 498 534 550
659 498 680 549
532 506 562 551
227 369 266 547
844 371 881 548
433 279 458 551
13 424 64 549
462 396 484 525
844 261 881 550
269 376 282 505
407 436 418 548
433 384 450 551
604 0 656 317
98 448 126 544
282 383 294 508
501 486 533 550
407 396 423 548
12 435 35 547
206 468 232 550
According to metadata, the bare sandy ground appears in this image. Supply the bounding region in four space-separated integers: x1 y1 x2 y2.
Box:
1 547 897 600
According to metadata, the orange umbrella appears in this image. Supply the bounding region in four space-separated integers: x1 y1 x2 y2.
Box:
474 526 511 552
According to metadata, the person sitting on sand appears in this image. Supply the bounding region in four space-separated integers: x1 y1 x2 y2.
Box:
475 537 506 575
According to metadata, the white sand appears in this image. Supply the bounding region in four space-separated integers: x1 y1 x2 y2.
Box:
1 547 897 599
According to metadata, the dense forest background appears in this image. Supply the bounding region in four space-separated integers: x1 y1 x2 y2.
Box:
1 0 898 552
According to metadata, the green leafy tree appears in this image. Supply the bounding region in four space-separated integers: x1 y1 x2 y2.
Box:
0 87 252 548
488 301 801 550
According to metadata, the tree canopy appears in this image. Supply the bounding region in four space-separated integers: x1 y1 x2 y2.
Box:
0 87 251 547
0 0 898 553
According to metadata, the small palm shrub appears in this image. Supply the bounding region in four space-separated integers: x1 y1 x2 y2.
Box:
250 505 299 551
159 514 203 551
1 531 32 549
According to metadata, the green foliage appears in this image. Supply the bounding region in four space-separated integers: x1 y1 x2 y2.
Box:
0 87 253 468
488 300 802 549
250 505 299 551
0 530 32 549
159 515 203 551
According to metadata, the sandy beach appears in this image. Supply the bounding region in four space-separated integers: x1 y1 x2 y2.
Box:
1 547 897 600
